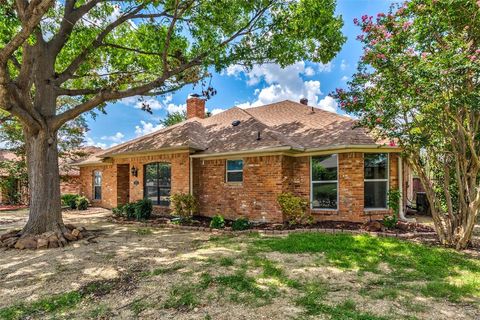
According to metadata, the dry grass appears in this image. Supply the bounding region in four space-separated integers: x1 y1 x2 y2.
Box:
0 208 479 319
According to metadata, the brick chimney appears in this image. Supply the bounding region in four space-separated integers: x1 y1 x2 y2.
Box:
186 95 206 119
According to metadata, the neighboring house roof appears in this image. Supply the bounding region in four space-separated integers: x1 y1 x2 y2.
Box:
77 100 395 165
0 147 102 176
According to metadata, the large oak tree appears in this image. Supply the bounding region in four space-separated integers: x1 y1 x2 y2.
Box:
335 0 479 249
0 0 345 239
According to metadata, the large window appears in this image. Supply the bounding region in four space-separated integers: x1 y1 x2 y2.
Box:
364 153 389 209
93 171 102 200
226 159 243 182
144 163 171 206
311 154 338 210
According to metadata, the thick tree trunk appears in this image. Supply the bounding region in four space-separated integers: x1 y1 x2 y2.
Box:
21 128 66 236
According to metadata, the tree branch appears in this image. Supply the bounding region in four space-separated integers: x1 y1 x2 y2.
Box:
0 0 54 64
54 4 147 84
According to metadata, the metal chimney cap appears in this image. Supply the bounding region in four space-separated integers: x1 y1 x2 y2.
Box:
189 93 201 98
300 98 308 105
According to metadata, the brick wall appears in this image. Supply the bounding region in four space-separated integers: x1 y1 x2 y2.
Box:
60 176 81 195
79 164 117 208
80 152 190 212
193 155 285 222
80 151 401 222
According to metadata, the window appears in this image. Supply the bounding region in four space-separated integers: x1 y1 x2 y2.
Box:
311 154 338 210
226 159 243 182
364 153 389 209
144 162 171 206
93 171 102 200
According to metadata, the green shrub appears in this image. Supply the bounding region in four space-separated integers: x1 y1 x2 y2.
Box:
387 189 401 215
210 215 225 229
277 192 311 225
382 214 398 229
61 194 79 209
112 205 125 217
123 203 137 220
171 193 198 221
232 217 250 231
76 196 89 210
134 199 153 220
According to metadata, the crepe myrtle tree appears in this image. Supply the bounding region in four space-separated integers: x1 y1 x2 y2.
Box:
0 0 345 239
334 0 480 249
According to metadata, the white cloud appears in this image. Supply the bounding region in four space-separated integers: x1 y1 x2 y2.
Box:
227 62 326 109
317 96 338 113
341 75 349 82
133 98 163 110
84 135 108 149
304 66 315 76
317 62 334 73
340 59 349 71
101 132 124 143
210 108 225 115
166 103 186 113
135 121 164 137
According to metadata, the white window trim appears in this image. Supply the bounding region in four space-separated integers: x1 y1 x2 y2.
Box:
226 159 244 183
93 170 102 200
310 154 339 211
364 153 389 210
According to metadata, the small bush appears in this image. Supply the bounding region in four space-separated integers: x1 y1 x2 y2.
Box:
210 215 225 229
277 192 311 225
134 199 153 220
171 193 198 221
382 215 398 229
112 205 125 217
232 217 250 231
61 194 79 209
123 203 136 220
76 196 89 210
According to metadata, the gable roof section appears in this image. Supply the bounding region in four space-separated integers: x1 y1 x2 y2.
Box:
78 100 393 165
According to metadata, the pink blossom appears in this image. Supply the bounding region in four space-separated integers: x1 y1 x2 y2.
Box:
421 52 427 59
389 141 397 147
477 0 480 7
475 49 480 54
469 55 477 61
353 18 359 25
403 21 412 31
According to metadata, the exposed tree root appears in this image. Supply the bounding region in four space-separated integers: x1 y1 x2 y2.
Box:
0 224 87 250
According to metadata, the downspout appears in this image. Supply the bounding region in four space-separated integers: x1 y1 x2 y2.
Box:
189 156 193 195
398 156 414 222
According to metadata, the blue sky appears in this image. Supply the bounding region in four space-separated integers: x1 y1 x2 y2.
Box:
85 0 397 148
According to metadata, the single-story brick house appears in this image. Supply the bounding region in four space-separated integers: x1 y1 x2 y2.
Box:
0 147 101 205
77 97 410 223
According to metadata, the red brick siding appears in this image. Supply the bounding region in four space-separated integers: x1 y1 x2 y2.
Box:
193 155 284 222
60 176 81 195
80 152 190 213
80 151 401 222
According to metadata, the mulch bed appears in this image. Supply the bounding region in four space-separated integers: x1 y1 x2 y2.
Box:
111 214 435 235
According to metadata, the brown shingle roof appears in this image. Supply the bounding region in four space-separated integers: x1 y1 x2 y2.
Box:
78 100 393 164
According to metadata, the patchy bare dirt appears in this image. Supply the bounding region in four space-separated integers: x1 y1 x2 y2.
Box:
1 208 479 319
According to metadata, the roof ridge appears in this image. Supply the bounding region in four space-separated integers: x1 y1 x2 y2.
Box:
246 99 354 121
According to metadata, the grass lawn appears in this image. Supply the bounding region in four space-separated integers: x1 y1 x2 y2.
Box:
0 209 479 319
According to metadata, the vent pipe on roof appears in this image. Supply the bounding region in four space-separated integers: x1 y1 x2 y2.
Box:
256 131 261 141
